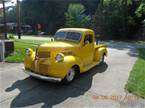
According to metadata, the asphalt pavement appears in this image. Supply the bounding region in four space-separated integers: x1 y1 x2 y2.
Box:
0 42 145 108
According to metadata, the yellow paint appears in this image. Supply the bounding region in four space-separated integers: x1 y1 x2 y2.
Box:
24 28 108 79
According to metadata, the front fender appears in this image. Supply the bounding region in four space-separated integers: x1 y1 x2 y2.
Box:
24 52 35 69
50 55 83 79
63 55 83 73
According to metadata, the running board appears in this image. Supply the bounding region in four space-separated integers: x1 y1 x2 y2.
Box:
82 61 99 72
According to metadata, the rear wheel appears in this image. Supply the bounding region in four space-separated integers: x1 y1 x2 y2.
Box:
99 54 105 64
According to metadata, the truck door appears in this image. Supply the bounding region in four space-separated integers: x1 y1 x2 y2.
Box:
81 34 94 66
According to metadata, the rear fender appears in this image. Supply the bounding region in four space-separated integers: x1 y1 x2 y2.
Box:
94 47 107 61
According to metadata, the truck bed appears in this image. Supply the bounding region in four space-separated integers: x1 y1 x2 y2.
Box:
95 44 107 49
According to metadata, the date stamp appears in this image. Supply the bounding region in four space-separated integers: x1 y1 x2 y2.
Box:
92 95 139 101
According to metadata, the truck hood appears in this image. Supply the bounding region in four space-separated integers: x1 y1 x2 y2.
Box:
40 41 78 48
37 41 79 53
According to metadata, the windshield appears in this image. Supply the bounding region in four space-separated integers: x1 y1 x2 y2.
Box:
54 31 81 42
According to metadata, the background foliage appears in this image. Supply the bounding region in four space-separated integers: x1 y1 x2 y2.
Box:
0 0 145 40
65 4 91 28
93 0 145 40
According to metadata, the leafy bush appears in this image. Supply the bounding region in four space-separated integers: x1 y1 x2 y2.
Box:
8 33 15 39
65 4 91 28
135 3 145 18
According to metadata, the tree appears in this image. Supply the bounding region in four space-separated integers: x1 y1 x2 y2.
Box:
80 0 100 15
93 0 125 39
17 0 100 34
93 0 145 40
65 3 91 28
6 6 16 22
135 1 145 19
21 0 69 34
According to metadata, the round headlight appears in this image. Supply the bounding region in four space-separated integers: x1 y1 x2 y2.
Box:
55 53 64 62
26 48 33 56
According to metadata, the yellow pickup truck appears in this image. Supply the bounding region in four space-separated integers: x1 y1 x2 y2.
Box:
24 28 107 83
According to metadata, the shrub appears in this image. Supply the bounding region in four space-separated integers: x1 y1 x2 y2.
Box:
8 33 15 39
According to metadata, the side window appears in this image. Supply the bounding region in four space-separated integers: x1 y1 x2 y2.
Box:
84 35 93 44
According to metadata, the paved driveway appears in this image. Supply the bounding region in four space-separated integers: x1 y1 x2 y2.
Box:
0 42 145 108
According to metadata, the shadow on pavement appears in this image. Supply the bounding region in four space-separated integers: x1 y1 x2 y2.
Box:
5 63 108 108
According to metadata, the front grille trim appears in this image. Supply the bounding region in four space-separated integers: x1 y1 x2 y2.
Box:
38 52 51 58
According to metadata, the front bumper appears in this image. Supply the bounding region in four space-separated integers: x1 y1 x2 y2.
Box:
23 69 62 82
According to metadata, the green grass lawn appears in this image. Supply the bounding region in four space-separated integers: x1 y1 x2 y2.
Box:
5 39 49 62
126 48 145 98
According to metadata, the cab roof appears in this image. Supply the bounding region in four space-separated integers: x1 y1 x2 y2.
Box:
57 28 94 33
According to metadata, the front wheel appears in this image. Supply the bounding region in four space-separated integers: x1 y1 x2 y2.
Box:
62 68 76 84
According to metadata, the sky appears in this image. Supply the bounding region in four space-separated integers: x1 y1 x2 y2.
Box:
0 0 17 8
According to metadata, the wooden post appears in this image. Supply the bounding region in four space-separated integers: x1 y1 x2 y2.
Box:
16 0 21 39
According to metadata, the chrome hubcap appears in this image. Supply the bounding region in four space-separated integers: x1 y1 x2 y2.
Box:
66 68 75 82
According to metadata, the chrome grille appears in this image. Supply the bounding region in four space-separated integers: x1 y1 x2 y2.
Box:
39 64 49 74
38 52 50 58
